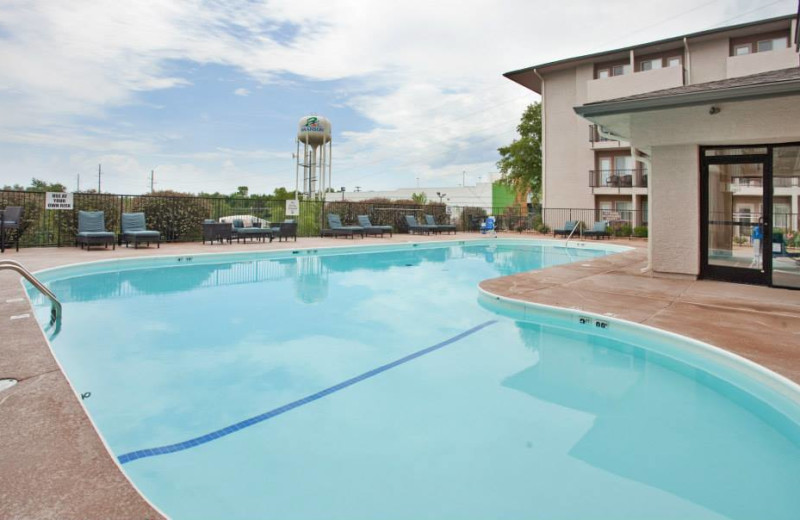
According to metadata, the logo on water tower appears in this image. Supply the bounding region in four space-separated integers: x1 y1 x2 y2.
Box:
302 116 324 132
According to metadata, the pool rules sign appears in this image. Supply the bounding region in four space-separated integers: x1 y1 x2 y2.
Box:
45 192 74 210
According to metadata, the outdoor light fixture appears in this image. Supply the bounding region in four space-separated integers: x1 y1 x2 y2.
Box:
709 105 721 115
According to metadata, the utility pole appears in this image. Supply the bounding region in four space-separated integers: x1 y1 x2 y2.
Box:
149 170 155 193
77 174 80 192
97 164 102 193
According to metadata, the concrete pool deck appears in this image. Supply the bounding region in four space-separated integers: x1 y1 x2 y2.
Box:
1 233 798 518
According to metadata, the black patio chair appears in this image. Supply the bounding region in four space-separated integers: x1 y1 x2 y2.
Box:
1 206 24 252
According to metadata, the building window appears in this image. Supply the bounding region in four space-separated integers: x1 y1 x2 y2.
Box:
640 59 662 71
730 30 790 56
636 53 682 72
595 59 630 79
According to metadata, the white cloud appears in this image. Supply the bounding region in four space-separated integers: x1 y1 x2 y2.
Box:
0 0 796 193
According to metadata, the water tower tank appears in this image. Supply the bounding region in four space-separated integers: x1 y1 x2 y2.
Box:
297 115 331 146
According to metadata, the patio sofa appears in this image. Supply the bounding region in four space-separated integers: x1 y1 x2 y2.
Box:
232 219 273 243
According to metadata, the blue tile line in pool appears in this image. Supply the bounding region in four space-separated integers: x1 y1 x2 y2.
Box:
117 319 499 465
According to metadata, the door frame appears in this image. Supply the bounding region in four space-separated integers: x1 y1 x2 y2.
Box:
699 147 773 285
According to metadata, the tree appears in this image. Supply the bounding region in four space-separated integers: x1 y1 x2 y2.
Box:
2 178 67 192
497 102 542 202
411 192 427 204
234 186 249 198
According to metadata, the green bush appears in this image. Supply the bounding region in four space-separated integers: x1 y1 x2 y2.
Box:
460 206 487 231
130 191 212 242
536 223 550 234
633 225 648 238
612 223 633 237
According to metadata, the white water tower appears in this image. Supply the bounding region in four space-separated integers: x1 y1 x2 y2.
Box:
295 115 332 198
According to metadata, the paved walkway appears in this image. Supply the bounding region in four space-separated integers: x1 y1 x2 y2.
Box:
0 234 798 518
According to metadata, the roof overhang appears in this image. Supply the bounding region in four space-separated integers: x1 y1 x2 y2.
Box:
575 77 800 119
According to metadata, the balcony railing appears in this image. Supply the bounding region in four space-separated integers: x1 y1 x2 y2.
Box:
732 176 800 188
589 169 648 188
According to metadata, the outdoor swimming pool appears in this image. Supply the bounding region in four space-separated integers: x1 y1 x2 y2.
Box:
30 240 800 519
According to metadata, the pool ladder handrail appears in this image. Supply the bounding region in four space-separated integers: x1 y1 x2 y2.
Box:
0 259 61 325
564 221 581 246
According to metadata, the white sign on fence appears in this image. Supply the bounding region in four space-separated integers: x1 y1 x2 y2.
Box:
45 192 73 210
601 210 621 221
285 199 300 216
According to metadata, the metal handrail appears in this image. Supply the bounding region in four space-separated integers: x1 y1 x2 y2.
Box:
565 221 581 246
0 259 61 325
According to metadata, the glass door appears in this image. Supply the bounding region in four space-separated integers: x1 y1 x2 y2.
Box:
701 150 771 285
771 146 800 289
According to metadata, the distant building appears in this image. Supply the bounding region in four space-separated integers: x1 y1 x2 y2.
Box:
325 175 517 213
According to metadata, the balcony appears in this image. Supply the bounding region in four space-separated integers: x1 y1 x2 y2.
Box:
730 175 800 194
590 169 648 191
586 66 684 104
726 47 799 79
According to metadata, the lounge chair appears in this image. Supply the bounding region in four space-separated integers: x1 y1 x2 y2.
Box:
1 206 24 252
357 215 393 237
202 219 233 244
425 214 456 234
75 210 116 251
583 221 610 240
553 220 579 238
232 218 272 243
120 212 161 248
271 220 298 242
322 214 364 239
404 215 436 235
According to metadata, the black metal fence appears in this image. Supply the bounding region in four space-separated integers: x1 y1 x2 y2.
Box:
0 190 546 248
1 189 661 248
541 208 648 237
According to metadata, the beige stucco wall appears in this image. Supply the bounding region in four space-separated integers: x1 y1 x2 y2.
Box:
541 68 594 212
586 66 684 103
650 145 700 276
726 47 800 79
686 38 728 84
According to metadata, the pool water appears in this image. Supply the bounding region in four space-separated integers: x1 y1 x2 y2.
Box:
34 241 800 519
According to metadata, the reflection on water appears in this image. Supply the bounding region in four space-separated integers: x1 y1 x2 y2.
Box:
40 244 597 306
504 321 800 520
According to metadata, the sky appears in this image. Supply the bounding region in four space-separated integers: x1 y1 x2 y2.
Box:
0 0 796 195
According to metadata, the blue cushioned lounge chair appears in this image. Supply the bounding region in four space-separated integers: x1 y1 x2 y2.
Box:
121 212 161 248
322 214 364 238
357 215 392 237
553 220 579 238
405 215 435 235
76 210 115 251
583 221 610 240
425 214 456 234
